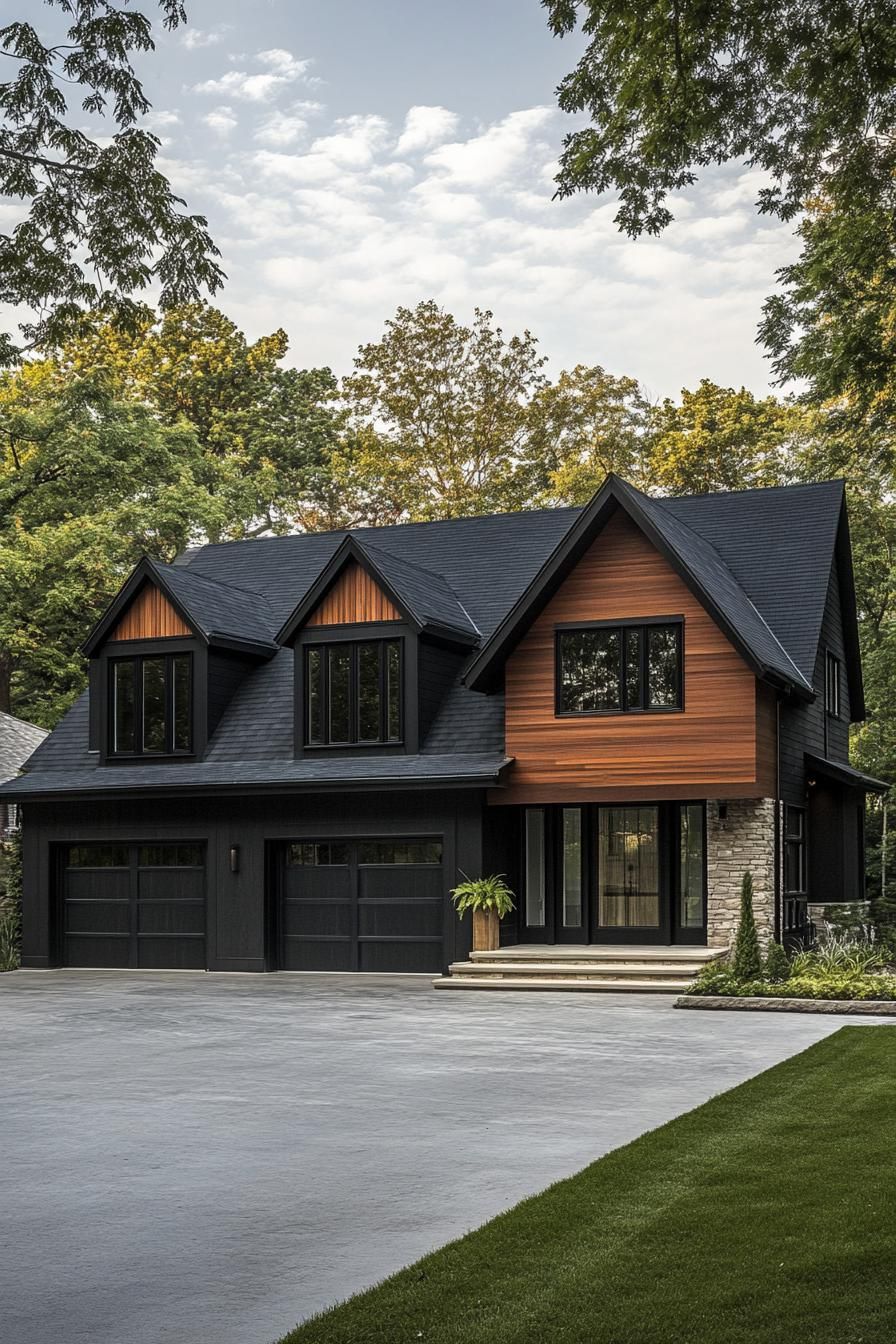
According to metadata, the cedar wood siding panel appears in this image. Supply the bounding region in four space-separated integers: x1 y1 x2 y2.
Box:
779 555 850 807
495 510 769 804
109 584 192 641
306 561 400 626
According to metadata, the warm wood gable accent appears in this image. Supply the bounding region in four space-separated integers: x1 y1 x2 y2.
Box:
306 560 400 627
493 510 777 805
109 583 193 641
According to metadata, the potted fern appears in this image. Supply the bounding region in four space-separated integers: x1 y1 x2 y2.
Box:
450 873 515 952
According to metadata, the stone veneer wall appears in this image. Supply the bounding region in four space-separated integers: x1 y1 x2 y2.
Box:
705 798 777 950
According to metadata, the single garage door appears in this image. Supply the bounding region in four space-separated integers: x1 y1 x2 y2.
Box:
62 842 206 969
280 837 444 973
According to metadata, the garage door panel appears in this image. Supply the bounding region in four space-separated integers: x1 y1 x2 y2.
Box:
65 934 130 968
65 898 130 935
283 899 353 938
281 937 353 972
358 898 442 939
63 870 128 901
359 939 443 974
137 869 204 902
358 867 442 901
138 899 205 936
138 935 206 971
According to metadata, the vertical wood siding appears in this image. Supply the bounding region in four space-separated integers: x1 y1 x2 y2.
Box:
307 561 400 626
109 584 193 641
495 510 769 804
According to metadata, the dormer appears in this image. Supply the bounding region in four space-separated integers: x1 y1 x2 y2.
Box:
276 536 479 758
82 557 279 763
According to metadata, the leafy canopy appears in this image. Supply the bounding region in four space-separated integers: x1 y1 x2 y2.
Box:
0 1 223 362
544 0 896 236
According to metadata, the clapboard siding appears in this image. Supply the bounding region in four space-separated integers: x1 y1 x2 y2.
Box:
496 510 770 804
110 584 192 641
307 561 400 626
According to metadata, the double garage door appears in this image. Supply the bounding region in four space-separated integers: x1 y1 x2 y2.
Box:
61 843 206 969
280 837 444 973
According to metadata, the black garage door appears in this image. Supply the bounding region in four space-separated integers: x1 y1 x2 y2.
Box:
62 843 206 969
280 838 444 973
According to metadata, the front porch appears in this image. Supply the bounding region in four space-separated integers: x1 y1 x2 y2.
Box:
434 943 724 992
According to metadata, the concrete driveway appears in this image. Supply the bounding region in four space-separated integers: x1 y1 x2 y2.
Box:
0 971 880 1344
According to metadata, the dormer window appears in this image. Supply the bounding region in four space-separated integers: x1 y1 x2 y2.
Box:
305 639 402 746
110 653 192 756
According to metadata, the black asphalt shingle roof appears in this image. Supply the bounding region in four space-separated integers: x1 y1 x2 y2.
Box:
0 711 47 781
3 478 849 799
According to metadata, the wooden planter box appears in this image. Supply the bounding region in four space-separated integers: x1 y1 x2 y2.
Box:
472 907 500 953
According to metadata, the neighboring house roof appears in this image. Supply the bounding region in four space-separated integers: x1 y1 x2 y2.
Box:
0 710 48 781
82 556 280 658
3 476 858 799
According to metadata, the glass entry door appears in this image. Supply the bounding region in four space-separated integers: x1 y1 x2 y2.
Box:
521 807 587 943
597 806 669 943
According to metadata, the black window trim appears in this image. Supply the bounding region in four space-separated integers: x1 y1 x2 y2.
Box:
304 636 403 748
554 616 684 718
784 804 807 896
107 650 194 758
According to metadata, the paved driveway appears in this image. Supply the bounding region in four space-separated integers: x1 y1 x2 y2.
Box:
0 971 880 1344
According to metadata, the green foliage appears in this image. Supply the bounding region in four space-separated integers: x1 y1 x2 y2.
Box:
543 1 896 237
341 301 552 522
0 829 23 971
450 873 516 919
732 872 761 981
763 942 790 983
792 935 888 977
0 3 223 362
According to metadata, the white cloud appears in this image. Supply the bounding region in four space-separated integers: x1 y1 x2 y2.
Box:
395 106 460 155
254 101 324 147
424 107 555 187
182 26 230 50
193 49 312 102
203 106 238 136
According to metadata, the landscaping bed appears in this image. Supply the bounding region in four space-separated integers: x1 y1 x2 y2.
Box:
676 994 896 1014
278 1027 896 1344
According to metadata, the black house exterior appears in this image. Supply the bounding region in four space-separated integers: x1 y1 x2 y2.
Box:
0 475 883 976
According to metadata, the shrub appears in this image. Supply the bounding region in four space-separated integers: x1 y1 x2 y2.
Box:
764 941 790 982
732 872 761 981
450 873 515 919
793 934 887 977
0 831 22 973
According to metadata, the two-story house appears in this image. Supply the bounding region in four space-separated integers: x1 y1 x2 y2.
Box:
0 475 883 987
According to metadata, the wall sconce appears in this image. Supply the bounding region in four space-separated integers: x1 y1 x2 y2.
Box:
229 844 240 874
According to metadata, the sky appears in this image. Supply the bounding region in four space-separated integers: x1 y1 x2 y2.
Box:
15 0 802 399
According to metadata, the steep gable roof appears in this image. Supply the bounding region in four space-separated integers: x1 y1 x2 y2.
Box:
464 475 814 696
276 533 480 645
0 710 47 780
82 557 279 658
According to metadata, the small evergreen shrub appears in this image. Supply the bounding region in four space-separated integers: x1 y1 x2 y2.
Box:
764 941 790 983
732 872 761 981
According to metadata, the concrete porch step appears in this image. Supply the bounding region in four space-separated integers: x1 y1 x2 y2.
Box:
433 975 693 993
448 959 711 979
469 944 722 964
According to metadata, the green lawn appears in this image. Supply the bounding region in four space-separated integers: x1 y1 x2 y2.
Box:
279 1027 896 1344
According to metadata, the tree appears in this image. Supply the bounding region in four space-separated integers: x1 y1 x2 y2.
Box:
543 1 896 237
0 361 219 721
0 2 223 362
531 363 654 504
648 380 808 495
341 301 551 521
732 871 761 980
57 305 344 538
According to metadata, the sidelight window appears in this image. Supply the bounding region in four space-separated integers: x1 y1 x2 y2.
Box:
557 621 682 715
110 653 192 756
305 639 402 746
785 806 806 895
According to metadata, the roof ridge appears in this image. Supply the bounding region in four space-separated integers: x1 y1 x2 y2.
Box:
357 537 482 636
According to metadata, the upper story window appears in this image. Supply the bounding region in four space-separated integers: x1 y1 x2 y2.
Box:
110 652 192 756
556 621 682 715
305 638 402 746
825 650 841 718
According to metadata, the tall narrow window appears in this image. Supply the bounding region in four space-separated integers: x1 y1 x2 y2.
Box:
647 626 680 707
113 660 136 753
785 806 806 894
109 653 192 756
679 804 705 929
825 651 841 718
525 809 546 927
562 808 583 927
304 639 403 746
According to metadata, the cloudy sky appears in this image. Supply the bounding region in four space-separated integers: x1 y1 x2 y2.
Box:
57 0 803 397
